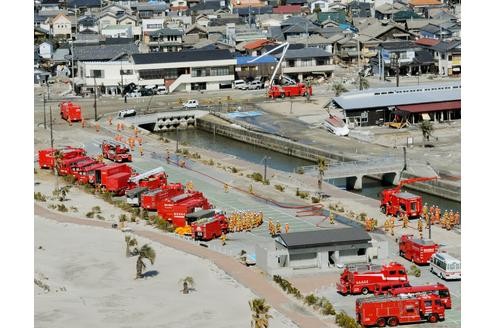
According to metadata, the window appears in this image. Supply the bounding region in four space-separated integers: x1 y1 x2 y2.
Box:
357 248 366 256
398 270 405 275
439 290 450 298
89 70 104 78
120 69 133 75
424 301 432 307
389 270 396 275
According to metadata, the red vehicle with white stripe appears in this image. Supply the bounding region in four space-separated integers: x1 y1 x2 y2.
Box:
140 184 184 211
38 146 86 170
387 283 452 309
337 262 409 296
399 235 439 265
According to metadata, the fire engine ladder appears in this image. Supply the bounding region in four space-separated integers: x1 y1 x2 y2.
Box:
347 263 382 273
247 42 290 89
129 166 165 184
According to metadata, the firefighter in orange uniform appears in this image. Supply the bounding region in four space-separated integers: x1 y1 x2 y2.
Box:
139 146 143 157
221 232 226 246
454 211 460 225
329 213 335 225
137 136 143 146
285 223 289 234
276 221 282 234
81 118 85 128
108 116 112 125
403 213 409 228
95 122 100 132
134 127 138 137
384 217 390 233
417 218 423 238
224 183 229 193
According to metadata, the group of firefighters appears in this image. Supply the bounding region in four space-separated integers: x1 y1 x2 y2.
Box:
227 211 264 233
268 219 290 236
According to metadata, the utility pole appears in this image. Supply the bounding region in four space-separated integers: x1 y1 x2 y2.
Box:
71 5 77 94
290 96 293 114
357 38 362 90
403 147 407 171
43 95 47 129
428 219 432 239
176 126 179 152
263 156 270 183
93 76 98 121
49 105 53 150
394 53 400 87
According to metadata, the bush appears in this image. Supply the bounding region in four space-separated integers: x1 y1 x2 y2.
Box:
208 159 215 166
311 196 320 203
34 192 47 202
96 214 105 220
250 172 263 182
191 152 201 159
263 179 270 185
359 212 367 221
295 167 304 174
70 206 78 212
86 211 95 218
57 204 68 212
100 191 113 203
48 204 56 209
230 166 238 173
335 311 361 328
320 298 336 316
274 184 285 192
298 191 309 199
304 294 318 306
92 206 102 214
409 265 422 277
119 214 128 222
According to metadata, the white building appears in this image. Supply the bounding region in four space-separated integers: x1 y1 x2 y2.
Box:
77 61 138 96
38 41 53 59
101 25 133 38
142 18 165 34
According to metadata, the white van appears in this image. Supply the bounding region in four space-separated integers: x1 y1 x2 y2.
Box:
430 252 461 280
156 86 168 95
233 80 247 90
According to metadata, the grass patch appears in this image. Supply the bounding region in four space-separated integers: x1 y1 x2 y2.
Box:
274 184 285 192
56 204 68 213
311 196 320 203
34 192 47 202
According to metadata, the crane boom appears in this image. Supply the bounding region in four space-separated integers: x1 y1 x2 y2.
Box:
129 166 165 183
247 42 290 88
398 177 438 188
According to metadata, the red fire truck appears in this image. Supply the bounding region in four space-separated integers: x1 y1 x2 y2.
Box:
38 147 86 170
57 156 91 176
127 167 167 190
140 184 184 211
101 140 132 163
59 101 83 122
76 162 105 184
93 164 133 194
337 262 408 295
268 83 312 98
380 177 437 218
191 212 229 241
68 157 97 177
387 284 452 309
399 235 439 265
157 192 211 227
356 294 445 327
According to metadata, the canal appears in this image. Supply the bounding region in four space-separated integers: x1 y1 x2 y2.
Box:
158 128 461 213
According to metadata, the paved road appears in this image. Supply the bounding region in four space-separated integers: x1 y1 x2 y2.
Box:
35 204 336 328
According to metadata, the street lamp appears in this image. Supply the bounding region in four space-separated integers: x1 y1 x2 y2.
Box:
263 156 271 183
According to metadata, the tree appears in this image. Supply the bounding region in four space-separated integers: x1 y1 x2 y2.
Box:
249 298 272 328
360 76 370 90
332 83 348 97
313 5 322 14
135 244 156 279
420 120 434 145
179 276 195 294
124 235 138 257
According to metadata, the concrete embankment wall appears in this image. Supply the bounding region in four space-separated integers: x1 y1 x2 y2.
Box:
196 115 461 202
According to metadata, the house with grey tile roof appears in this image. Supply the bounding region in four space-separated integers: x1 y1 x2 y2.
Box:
274 47 335 81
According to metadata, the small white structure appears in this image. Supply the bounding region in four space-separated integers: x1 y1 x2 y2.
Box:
102 25 133 38
39 41 53 59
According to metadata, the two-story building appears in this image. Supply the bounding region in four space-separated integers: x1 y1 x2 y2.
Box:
144 28 184 53
50 13 72 38
131 49 236 92
275 47 334 81
101 25 133 39
142 18 165 34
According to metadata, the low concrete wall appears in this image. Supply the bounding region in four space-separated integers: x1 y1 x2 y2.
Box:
196 115 461 202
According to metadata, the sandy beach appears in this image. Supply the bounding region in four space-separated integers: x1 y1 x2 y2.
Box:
34 216 297 328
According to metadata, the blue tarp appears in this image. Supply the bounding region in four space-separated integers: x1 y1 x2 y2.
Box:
227 111 263 118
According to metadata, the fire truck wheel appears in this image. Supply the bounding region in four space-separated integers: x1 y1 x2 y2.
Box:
280 93 286 98
399 250 404 257
380 205 386 214
387 317 398 326
303 92 308 97
361 287 369 295
428 314 439 323
376 318 386 327
439 272 444 280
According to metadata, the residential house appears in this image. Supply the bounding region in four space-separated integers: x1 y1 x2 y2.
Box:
273 5 303 15
309 0 342 13
170 0 190 14
131 49 237 92
51 13 72 38
117 14 141 40
280 16 322 39
78 16 99 33
313 11 348 26
144 28 184 52
34 26 50 44
275 47 334 81
190 1 223 15
417 38 460 76
68 0 102 11
39 0 61 11
99 12 118 29
355 19 413 42
376 40 434 77
136 2 170 19
39 41 54 59
241 39 275 56
183 24 209 47
235 55 278 81
229 0 267 11
407 0 445 16
374 2 407 20
419 23 452 40
286 34 333 52
194 14 211 28
101 25 133 39
286 0 307 5
142 18 165 34
347 1 372 18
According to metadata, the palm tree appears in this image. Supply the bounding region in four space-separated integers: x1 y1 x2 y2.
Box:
332 83 348 97
124 235 138 257
249 298 272 328
420 120 434 145
135 244 156 279
317 157 326 190
360 77 370 90
179 276 195 294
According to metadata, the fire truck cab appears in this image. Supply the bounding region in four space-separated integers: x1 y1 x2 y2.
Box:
101 140 132 163
59 101 82 122
268 83 312 98
381 191 422 218
38 147 86 170
337 262 408 295
356 294 445 327
388 283 452 309
399 235 439 265
191 213 229 241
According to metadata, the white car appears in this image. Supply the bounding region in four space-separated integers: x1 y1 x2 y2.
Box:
117 108 137 118
247 80 263 90
155 86 168 95
233 80 248 90
128 91 141 98
183 99 199 109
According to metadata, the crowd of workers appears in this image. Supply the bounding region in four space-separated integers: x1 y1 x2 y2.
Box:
227 211 264 233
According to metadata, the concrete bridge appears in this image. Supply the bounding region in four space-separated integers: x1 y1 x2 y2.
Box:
297 158 426 190
122 109 210 132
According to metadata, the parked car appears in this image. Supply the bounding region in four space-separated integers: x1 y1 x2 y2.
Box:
233 79 247 90
247 80 263 90
117 109 137 118
140 88 154 96
156 86 168 95
128 90 141 98
183 99 199 109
